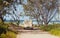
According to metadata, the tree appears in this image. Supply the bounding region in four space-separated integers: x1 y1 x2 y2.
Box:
23 0 58 25
0 0 23 24
0 0 13 22
3 0 24 25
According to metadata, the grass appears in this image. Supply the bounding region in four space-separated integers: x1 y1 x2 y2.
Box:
50 28 60 36
39 24 60 36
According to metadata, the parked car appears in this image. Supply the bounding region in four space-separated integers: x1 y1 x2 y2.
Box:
24 27 33 30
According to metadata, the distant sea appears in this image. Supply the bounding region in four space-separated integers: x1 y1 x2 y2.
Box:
5 20 60 24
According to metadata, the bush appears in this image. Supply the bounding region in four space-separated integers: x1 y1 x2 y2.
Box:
6 31 16 38
40 25 53 31
0 22 16 38
0 31 16 38
40 24 60 36
0 23 8 34
40 24 60 31
50 29 60 36
0 34 7 38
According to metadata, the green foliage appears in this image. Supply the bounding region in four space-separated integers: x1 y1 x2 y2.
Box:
0 23 8 34
0 31 16 38
0 34 7 38
40 25 53 31
50 29 60 36
6 31 16 38
40 24 60 31
0 21 16 38
40 24 60 36
0 0 3 4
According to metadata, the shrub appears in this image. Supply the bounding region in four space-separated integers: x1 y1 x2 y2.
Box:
0 22 16 38
40 24 60 36
6 31 16 38
50 29 60 36
40 25 53 31
0 23 8 34
0 31 16 38
0 34 7 38
40 24 60 31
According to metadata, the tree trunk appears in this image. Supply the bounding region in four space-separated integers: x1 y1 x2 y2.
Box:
0 16 4 22
17 20 20 26
37 19 40 26
44 22 48 27
0 10 4 23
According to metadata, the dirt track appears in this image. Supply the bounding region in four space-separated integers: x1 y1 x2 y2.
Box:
16 30 60 38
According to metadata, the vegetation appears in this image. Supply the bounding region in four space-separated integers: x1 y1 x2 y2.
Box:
50 28 60 36
0 0 23 25
23 0 58 25
0 31 16 38
0 21 16 38
0 20 8 35
0 0 60 37
40 24 60 36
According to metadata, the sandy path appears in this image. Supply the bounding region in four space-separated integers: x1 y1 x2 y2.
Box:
16 30 60 38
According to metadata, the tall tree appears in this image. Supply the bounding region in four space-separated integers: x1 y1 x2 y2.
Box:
0 0 23 23
0 0 9 22
23 0 58 25
3 0 24 25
